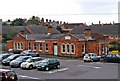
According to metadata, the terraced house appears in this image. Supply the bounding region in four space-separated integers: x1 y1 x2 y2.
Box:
6 23 119 57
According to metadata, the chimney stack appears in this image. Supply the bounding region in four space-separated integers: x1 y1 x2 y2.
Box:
41 18 44 24
99 21 101 25
84 28 91 37
47 26 53 35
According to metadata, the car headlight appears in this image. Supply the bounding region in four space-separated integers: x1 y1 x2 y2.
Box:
41 66 45 67
7 60 10 62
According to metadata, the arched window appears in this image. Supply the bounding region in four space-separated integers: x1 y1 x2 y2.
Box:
71 44 75 54
39 43 42 51
14 42 17 49
66 44 70 54
33 43 37 51
18 43 20 50
61 44 66 53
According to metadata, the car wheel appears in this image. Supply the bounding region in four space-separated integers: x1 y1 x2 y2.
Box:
45 67 49 71
91 59 93 62
56 65 60 68
29 65 33 70
84 60 86 62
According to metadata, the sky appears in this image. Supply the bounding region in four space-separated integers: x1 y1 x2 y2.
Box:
0 0 119 25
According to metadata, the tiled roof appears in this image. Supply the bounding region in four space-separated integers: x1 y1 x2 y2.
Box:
26 25 48 34
71 24 119 36
25 34 48 40
46 34 64 40
2 26 30 34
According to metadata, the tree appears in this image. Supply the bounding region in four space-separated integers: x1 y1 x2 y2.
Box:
2 29 17 43
11 18 26 26
56 26 64 33
27 16 40 25
109 41 120 51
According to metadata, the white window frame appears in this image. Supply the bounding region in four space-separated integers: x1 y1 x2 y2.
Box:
39 43 42 51
66 43 70 54
33 43 37 51
45 43 48 52
18 43 20 50
14 42 17 49
70 43 75 54
61 43 66 53
102 45 104 54
28 43 31 50
82 44 85 54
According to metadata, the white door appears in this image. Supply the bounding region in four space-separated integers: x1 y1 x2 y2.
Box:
54 45 58 55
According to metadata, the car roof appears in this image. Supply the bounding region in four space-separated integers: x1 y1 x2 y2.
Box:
0 69 12 72
30 57 41 59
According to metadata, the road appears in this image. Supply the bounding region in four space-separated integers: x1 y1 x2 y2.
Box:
1 59 119 81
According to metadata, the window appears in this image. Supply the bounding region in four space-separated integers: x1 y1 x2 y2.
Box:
61 44 66 53
18 43 20 49
71 44 75 54
33 43 36 50
66 44 70 54
14 42 17 49
39 43 42 51
28 43 31 50
102 45 104 53
20 43 23 50
45 43 48 52
82 44 85 53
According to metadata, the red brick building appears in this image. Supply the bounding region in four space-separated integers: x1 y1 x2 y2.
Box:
7 25 110 57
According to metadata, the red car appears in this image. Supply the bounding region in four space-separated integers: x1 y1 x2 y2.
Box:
0 69 18 81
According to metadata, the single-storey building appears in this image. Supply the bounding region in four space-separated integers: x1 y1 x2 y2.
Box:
7 25 109 57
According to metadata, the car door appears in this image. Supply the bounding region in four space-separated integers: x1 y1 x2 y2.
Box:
48 60 54 68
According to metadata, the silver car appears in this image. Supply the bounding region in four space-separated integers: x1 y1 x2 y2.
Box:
83 53 101 62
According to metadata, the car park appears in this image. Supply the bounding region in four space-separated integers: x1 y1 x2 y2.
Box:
102 54 120 63
21 50 39 57
20 57 43 69
2 54 22 65
0 69 18 81
10 56 31 68
83 53 101 62
0 53 13 62
36 58 60 71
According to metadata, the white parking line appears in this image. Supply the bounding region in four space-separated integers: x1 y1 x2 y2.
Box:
78 65 101 69
43 67 69 74
19 75 41 80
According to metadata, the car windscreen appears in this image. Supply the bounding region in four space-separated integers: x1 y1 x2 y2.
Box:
15 56 25 61
7 71 15 76
7 55 18 59
26 58 33 62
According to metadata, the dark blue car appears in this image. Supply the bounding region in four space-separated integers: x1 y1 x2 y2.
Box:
10 56 31 68
0 53 13 62
36 58 60 71
2 54 21 65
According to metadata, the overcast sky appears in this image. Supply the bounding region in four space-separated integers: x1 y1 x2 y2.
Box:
0 0 119 24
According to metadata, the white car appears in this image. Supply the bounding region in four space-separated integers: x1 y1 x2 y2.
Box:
83 53 101 62
20 57 43 69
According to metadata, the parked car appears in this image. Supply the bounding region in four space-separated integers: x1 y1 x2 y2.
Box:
0 69 18 81
21 50 39 57
12 50 22 54
0 53 13 62
102 54 120 63
83 53 101 62
10 56 31 68
2 54 22 65
20 57 43 69
36 58 60 71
